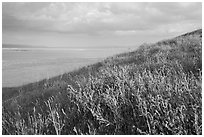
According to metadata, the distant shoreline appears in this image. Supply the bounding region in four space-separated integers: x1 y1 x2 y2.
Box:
2 43 137 50
2 47 132 51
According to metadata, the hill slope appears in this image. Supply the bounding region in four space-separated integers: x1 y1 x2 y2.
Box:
2 29 202 135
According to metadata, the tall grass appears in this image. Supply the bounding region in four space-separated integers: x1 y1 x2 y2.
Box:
2 29 202 135
2 61 202 135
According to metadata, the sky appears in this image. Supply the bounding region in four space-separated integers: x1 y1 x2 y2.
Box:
2 2 202 48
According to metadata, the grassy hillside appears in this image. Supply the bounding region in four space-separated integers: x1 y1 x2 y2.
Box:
2 29 202 135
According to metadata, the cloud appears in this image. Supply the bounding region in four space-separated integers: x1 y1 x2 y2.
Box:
2 2 202 35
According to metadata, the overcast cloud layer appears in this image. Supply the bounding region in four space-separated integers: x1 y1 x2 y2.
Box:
2 2 202 48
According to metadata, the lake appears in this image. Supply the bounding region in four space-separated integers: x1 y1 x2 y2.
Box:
2 47 129 87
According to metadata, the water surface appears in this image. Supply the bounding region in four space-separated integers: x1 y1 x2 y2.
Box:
2 48 128 87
